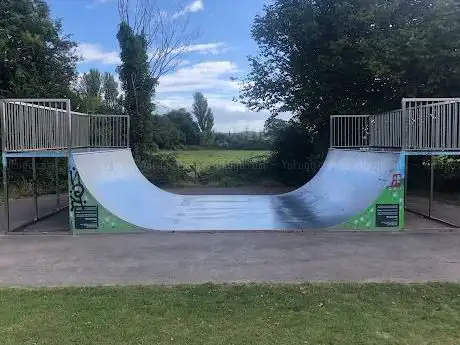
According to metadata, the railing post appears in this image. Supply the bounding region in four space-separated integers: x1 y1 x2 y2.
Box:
55 157 60 211
329 115 333 148
429 155 435 217
32 157 38 221
368 115 372 147
66 99 72 157
1 100 10 232
401 98 408 150
127 115 130 148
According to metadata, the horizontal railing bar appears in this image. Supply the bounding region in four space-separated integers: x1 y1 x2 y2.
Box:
1 102 130 119
6 147 67 152
405 101 459 110
1 98 70 103
374 109 402 116
88 114 130 118
403 97 460 102
331 115 369 118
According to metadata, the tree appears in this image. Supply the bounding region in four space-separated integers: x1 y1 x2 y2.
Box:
151 115 185 149
117 22 155 158
117 0 196 158
80 69 102 98
241 0 460 155
192 92 214 131
165 108 200 145
0 0 78 98
264 117 288 143
102 73 121 112
79 69 103 113
118 0 197 83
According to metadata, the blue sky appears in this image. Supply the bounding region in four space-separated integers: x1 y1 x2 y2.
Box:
47 0 286 132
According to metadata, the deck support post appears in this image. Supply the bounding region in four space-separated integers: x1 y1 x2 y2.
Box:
1 101 9 232
429 155 435 218
32 157 38 221
2 155 9 233
55 157 60 211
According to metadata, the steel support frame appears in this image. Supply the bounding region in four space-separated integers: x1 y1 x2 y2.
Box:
429 155 435 218
405 153 460 228
1 100 9 233
1 99 70 233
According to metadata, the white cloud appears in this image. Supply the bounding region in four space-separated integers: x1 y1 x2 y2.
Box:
150 42 228 61
78 41 227 66
76 43 121 65
156 59 292 131
172 0 204 18
158 95 292 132
182 42 228 55
157 60 240 93
158 96 265 131
159 95 245 113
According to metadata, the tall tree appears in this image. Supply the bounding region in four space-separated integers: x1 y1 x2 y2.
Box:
78 69 103 113
102 72 120 112
165 108 200 145
0 0 78 98
117 0 197 157
80 69 102 98
117 22 155 158
118 0 197 83
240 0 460 154
192 92 214 133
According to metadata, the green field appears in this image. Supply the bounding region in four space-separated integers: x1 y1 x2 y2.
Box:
1 283 460 345
168 150 270 171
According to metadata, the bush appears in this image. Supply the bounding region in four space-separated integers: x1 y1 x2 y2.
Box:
268 121 325 186
197 156 273 186
137 153 193 187
434 156 460 194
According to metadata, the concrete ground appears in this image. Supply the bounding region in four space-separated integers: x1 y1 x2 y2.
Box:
1 231 460 286
406 194 460 226
0 189 459 287
0 194 68 232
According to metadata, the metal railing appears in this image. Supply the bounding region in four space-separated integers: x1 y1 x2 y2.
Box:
0 99 129 153
369 109 403 148
330 115 369 148
330 98 460 151
89 114 130 148
404 99 460 150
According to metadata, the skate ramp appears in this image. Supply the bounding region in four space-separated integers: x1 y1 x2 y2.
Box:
72 149 401 231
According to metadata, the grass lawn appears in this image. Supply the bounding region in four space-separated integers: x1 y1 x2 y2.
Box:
168 150 270 171
1 283 460 345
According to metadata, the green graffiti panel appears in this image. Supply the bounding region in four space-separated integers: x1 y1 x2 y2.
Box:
342 182 405 230
69 164 142 234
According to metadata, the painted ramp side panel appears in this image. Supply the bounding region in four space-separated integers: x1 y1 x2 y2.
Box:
69 149 403 233
343 153 405 230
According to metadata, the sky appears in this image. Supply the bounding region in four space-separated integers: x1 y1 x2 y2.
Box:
47 0 287 132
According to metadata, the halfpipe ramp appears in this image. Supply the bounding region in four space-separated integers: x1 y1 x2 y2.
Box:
69 149 405 232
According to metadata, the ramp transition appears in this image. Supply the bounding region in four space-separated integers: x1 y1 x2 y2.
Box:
68 149 405 233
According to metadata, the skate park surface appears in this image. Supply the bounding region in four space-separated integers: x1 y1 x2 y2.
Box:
1 189 459 286
70 148 402 231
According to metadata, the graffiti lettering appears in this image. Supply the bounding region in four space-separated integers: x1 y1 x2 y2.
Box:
69 167 86 211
